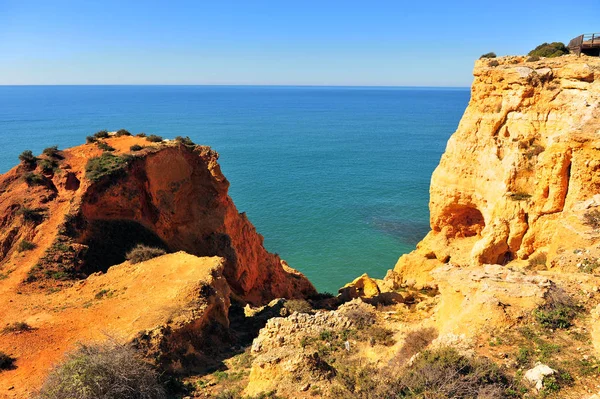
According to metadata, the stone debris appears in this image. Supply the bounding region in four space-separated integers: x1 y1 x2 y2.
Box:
524 363 556 391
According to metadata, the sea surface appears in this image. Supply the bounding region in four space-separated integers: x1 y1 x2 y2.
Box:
0 86 470 292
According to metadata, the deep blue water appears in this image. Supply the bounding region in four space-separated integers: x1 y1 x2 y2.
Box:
0 85 470 292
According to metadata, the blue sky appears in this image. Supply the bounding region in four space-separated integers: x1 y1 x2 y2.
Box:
1 1 598 86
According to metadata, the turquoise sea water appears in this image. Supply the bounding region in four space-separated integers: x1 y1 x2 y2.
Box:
0 86 469 292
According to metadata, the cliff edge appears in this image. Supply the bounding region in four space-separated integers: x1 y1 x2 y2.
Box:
392 54 600 286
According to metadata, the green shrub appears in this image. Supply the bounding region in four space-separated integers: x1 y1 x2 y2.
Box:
35 341 166 399
480 52 497 59
94 130 110 139
130 144 144 152
534 287 578 329
398 347 514 398
527 55 540 62
146 135 163 143
528 42 569 58
42 146 60 157
24 172 45 186
18 207 46 223
115 129 132 137
85 153 131 182
19 150 37 166
136 133 147 138
0 352 15 371
97 141 115 152
174 136 195 147
125 244 166 264
38 159 58 173
1 321 32 334
18 240 36 252
86 135 98 143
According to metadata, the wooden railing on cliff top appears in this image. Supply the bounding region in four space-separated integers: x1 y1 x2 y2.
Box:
568 33 600 56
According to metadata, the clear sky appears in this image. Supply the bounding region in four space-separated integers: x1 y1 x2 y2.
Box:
1 0 598 86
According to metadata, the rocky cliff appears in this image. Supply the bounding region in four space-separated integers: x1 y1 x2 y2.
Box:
0 135 314 303
392 55 600 287
0 134 314 397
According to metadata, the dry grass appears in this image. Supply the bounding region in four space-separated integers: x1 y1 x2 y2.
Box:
35 341 166 399
126 245 166 264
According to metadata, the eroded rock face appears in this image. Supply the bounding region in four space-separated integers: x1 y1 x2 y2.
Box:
77 144 315 303
393 55 600 286
0 136 315 304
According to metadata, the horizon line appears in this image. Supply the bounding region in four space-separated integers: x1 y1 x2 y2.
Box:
0 83 471 89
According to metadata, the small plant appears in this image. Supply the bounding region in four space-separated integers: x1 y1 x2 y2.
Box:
368 326 395 346
396 327 438 362
516 345 533 367
583 209 600 229
338 303 376 328
534 287 578 329
175 136 195 147
42 146 60 157
527 55 540 62
578 257 600 273
528 252 547 268
24 172 45 186
130 144 145 152
125 244 166 264
94 130 110 139
284 299 313 314
480 52 497 59
18 240 36 252
509 192 532 201
136 133 147 138
528 42 569 58
524 143 545 159
95 289 111 300
18 150 37 167
18 207 46 223
36 341 166 399
38 159 58 173
2 321 32 334
146 134 163 143
0 352 15 371
115 129 132 137
86 135 98 143
96 141 115 152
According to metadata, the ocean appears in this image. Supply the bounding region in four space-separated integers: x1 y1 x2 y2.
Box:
0 85 470 292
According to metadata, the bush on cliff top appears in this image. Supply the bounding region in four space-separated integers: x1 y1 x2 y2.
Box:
480 52 497 59
19 150 37 166
115 129 132 137
146 134 163 143
528 42 569 58
35 341 166 399
85 153 131 182
126 244 166 264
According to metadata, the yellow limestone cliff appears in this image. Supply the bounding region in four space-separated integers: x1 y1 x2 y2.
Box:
392 55 600 287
